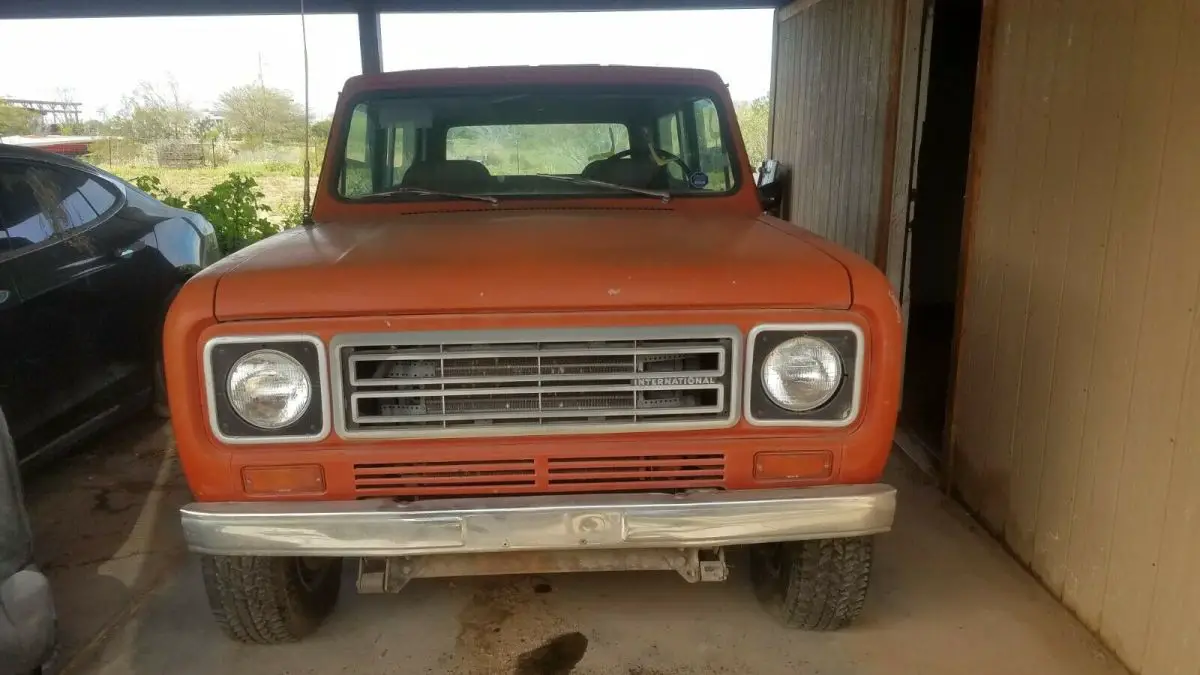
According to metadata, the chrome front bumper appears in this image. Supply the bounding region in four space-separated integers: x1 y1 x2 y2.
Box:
180 484 896 557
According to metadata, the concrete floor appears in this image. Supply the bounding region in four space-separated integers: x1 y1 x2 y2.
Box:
29 418 1127 675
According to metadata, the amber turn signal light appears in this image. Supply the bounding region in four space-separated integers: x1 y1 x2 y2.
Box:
754 451 833 481
242 464 326 496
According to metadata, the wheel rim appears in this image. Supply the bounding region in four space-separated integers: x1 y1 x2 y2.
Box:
294 558 332 592
754 543 786 586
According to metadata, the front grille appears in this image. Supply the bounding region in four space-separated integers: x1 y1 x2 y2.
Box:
352 452 726 497
353 459 537 496
546 453 725 486
333 327 739 438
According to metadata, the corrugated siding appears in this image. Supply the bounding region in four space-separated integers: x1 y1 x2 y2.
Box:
770 0 898 260
952 0 1200 672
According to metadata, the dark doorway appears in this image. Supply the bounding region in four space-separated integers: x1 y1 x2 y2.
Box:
897 0 983 466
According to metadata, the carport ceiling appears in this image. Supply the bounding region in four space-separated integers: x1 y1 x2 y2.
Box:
1 0 784 19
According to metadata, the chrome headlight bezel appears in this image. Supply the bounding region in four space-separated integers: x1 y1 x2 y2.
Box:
744 323 864 427
204 335 330 444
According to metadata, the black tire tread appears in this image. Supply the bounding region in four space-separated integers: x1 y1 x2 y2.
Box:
752 537 874 631
200 555 341 644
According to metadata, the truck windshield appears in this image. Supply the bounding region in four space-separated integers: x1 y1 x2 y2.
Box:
336 85 740 202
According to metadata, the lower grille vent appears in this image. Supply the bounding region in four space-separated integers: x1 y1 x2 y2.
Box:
547 453 725 486
353 459 536 496
352 452 726 497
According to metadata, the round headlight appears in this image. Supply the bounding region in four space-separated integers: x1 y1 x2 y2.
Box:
761 337 843 412
227 350 312 429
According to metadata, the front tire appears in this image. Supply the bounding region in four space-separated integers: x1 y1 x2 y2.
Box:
749 537 874 631
200 555 342 644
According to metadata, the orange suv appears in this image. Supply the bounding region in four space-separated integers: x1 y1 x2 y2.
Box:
164 65 903 644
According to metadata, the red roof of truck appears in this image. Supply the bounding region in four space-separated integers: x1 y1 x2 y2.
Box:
342 65 729 96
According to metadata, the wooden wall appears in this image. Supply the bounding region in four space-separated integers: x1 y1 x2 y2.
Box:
951 0 1200 672
770 0 902 261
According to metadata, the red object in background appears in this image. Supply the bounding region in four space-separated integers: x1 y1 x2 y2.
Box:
0 136 102 157
31 141 90 156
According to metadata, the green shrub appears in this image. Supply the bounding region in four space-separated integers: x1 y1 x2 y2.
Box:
133 171 282 254
131 175 187 208
191 174 280 253
276 200 306 228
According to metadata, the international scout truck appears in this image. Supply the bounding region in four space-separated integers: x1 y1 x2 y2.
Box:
164 65 903 644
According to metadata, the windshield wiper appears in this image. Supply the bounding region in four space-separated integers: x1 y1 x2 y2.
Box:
534 174 671 203
353 186 499 204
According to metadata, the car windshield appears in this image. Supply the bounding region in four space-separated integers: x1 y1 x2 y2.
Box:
336 85 740 201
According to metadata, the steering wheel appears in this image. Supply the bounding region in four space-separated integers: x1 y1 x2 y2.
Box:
606 147 693 179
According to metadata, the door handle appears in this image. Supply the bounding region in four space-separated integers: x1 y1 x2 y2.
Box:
113 241 147 260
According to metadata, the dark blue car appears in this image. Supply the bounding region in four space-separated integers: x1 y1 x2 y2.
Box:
0 144 221 673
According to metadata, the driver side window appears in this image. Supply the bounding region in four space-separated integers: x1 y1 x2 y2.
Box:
655 112 686 182
693 99 731 191
341 103 419 197
342 106 372 197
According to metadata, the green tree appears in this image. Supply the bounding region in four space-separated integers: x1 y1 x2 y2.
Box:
309 118 332 141
735 96 771 169
109 78 197 141
191 115 221 141
80 119 106 135
216 84 306 146
0 100 38 136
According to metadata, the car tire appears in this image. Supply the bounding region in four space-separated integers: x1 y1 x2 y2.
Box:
200 555 342 644
748 537 874 631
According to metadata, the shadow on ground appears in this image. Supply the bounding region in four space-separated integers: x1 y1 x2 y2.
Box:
23 413 188 672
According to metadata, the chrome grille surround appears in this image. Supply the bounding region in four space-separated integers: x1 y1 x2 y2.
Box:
331 326 742 439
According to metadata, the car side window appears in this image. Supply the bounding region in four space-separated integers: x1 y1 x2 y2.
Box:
75 174 118 218
46 167 120 232
0 163 120 259
0 163 56 259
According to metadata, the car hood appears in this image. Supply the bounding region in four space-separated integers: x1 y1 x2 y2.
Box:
212 210 852 320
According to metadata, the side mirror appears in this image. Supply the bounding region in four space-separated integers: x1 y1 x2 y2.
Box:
756 159 788 218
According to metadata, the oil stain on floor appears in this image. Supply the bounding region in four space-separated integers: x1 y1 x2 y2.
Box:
443 577 589 674
515 632 589 675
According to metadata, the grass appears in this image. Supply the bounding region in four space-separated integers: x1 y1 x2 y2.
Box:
98 162 318 227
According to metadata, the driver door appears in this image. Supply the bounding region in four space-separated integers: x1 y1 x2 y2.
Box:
0 161 92 452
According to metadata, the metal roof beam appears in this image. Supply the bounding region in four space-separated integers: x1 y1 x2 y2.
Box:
358 6 382 74
0 0 782 20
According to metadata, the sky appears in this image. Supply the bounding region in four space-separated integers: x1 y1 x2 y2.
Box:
0 10 773 121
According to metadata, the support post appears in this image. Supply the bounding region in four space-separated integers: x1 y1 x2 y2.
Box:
358 4 384 190
357 6 382 75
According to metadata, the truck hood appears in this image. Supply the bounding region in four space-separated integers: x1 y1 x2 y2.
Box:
212 211 851 320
